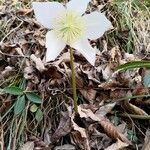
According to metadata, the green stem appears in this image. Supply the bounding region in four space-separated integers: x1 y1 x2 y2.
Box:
70 47 78 113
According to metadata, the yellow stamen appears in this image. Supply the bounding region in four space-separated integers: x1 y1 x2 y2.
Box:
53 10 85 44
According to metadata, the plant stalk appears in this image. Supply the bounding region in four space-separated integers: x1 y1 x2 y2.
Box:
70 47 78 113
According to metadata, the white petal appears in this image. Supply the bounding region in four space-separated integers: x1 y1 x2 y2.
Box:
32 2 65 29
66 0 90 15
71 38 96 66
46 31 66 62
83 11 113 40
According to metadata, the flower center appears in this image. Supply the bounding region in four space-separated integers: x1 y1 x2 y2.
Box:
53 10 85 44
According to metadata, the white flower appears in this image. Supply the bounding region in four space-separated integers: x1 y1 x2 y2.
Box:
32 0 112 66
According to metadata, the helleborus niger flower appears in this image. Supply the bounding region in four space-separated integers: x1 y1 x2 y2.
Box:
32 0 112 66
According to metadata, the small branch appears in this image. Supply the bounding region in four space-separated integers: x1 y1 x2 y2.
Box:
70 47 78 113
0 50 29 58
119 113 150 120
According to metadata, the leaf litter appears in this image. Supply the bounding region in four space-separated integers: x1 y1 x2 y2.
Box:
0 0 150 150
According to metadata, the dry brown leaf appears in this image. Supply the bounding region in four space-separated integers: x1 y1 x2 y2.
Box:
99 118 131 145
71 114 90 150
80 66 100 84
51 112 71 142
105 139 129 150
95 103 116 118
30 54 46 72
122 100 148 116
78 105 101 121
142 130 150 150
88 124 112 149
78 106 131 145
19 142 34 150
79 88 96 103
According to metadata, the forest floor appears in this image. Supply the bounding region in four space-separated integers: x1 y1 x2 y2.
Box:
0 0 150 150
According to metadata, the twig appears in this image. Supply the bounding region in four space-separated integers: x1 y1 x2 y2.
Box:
119 114 150 120
0 50 29 58
0 19 23 44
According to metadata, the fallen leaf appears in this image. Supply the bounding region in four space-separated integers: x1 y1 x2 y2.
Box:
71 114 90 150
30 54 46 72
105 139 129 150
79 88 96 103
77 106 131 145
51 112 71 142
19 142 34 150
99 118 131 145
95 102 116 118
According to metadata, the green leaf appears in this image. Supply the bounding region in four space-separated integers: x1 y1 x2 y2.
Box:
30 104 38 113
143 71 150 88
35 109 43 122
19 78 26 90
4 86 24 95
116 61 150 71
25 92 41 104
14 95 25 115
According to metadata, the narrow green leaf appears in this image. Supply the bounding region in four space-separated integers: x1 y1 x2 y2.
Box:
30 104 38 113
35 109 43 122
25 92 41 104
4 86 24 95
14 95 25 115
116 61 150 71
143 71 150 88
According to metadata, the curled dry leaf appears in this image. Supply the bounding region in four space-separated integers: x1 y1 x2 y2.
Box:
80 66 100 84
122 100 148 116
51 112 71 142
71 113 90 150
105 139 129 150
